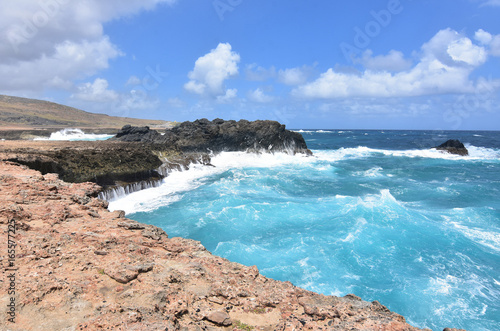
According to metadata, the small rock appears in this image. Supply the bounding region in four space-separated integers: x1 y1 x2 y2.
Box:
111 210 126 219
205 311 232 326
117 221 145 230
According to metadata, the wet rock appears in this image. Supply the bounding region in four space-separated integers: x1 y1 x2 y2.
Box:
435 139 469 156
112 119 312 155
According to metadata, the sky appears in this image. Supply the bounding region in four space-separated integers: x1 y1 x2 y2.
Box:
1 0 500 130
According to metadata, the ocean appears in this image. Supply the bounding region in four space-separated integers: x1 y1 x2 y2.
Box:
108 130 500 331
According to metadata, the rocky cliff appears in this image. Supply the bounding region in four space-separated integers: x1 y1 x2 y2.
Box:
0 161 429 330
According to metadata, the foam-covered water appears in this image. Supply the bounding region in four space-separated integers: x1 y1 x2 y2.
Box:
34 128 113 141
109 130 500 331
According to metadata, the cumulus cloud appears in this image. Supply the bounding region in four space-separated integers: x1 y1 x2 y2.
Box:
277 66 312 86
0 37 121 92
72 77 160 114
216 88 238 103
447 38 487 66
475 29 493 45
72 78 119 102
474 29 500 57
247 88 274 103
0 0 176 93
184 43 240 97
293 28 497 99
354 50 412 72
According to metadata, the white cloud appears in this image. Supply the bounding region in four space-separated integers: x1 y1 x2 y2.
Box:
355 50 412 72
277 67 311 86
247 88 274 103
474 29 500 57
475 29 493 45
184 43 240 97
0 37 121 91
447 38 487 66
126 75 142 86
293 28 496 99
72 78 119 102
0 0 176 93
72 77 160 113
216 88 238 103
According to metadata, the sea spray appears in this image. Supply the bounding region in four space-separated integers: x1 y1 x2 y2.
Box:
34 128 113 141
111 130 500 331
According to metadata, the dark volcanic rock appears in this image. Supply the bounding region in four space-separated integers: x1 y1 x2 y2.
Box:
0 141 164 188
114 125 162 142
112 118 312 155
435 139 469 156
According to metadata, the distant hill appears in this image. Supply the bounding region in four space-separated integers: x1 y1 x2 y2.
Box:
0 94 171 129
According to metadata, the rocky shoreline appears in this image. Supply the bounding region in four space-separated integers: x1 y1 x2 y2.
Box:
1 119 312 199
0 120 467 330
1 160 431 330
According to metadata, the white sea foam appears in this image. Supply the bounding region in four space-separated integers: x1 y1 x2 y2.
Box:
108 151 314 214
34 128 113 141
312 145 500 162
109 143 499 215
448 221 500 252
353 167 384 178
292 129 332 133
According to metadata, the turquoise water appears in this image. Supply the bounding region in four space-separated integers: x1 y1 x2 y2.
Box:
110 130 500 331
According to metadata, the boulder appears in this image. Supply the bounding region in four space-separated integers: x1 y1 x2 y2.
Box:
435 139 468 156
113 125 162 142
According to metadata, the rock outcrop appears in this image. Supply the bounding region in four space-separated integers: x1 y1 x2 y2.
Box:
435 139 469 156
112 119 313 155
0 161 430 330
0 141 164 187
1 119 311 196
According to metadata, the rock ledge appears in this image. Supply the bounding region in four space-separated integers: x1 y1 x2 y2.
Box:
0 161 435 330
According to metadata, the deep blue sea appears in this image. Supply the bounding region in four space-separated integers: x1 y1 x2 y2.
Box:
109 130 500 331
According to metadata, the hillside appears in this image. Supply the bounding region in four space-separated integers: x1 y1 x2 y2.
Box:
0 94 170 129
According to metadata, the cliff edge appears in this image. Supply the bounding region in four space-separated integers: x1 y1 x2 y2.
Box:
0 161 426 330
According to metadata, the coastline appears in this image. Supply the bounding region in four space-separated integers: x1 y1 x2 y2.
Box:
0 160 426 330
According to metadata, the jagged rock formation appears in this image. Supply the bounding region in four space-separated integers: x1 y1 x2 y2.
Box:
112 119 313 155
0 161 432 330
435 139 469 156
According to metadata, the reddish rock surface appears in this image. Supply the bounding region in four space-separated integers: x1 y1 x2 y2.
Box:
0 161 429 330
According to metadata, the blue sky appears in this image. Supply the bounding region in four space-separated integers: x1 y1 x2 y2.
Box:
1 0 500 129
